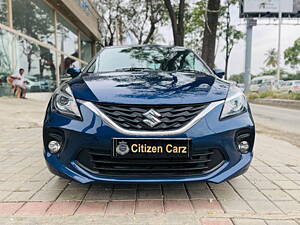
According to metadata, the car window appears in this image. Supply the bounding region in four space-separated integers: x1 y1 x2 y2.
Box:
87 61 96 73
87 46 211 74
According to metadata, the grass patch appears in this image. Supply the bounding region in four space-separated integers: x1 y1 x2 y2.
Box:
247 91 300 101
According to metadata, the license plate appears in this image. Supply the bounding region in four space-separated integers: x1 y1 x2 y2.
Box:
113 138 191 158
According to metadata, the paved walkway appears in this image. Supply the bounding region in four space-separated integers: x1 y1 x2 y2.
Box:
1 96 300 224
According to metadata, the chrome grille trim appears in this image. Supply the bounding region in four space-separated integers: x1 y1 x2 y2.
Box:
77 100 225 136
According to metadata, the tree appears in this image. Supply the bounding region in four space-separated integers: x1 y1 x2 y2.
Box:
94 0 123 47
184 1 207 53
264 48 278 68
221 0 244 79
229 73 244 83
94 0 167 47
284 37 300 69
163 0 186 46
201 0 221 68
121 0 167 44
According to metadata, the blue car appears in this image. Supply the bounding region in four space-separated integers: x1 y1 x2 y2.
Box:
43 45 255 184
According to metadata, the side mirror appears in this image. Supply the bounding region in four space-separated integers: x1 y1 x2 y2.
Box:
67 68 81 78
213 69 225 79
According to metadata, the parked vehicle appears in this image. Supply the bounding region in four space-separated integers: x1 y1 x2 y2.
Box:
281 80 300 94
250 76 275 92
43 45 255 184
279 81 289 92
258 81 273 93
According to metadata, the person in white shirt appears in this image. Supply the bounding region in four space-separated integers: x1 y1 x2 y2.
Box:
11 68 27 98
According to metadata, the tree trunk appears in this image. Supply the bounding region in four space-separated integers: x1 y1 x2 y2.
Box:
224 3 230 80
201 0 221 69
27 54 32 73
177 0 185 46
143 23 156 44
225 54 229 80
164 0 185 46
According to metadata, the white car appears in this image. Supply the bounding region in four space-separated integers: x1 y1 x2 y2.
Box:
281 80 300 94
250 76 275 92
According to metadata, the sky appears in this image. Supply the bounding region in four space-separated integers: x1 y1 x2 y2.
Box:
159 3 300 77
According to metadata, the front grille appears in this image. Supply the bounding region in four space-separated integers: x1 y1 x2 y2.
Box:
76 148 225 177
94 103 208 131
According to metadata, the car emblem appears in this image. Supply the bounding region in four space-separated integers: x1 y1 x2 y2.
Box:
142 109 162 127
116 141 130 155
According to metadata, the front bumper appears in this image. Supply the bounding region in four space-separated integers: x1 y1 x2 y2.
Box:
43 100 255 184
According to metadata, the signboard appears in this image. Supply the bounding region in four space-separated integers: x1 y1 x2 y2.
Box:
240 0 300 18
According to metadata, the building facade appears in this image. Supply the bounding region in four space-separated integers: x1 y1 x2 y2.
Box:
0 0 100 95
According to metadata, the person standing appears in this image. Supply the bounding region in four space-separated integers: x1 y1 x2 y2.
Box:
11 68 27 99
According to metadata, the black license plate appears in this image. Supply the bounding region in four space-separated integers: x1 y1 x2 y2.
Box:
113 138 191 159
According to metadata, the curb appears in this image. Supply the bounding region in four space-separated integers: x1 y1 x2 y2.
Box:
249 98 300 110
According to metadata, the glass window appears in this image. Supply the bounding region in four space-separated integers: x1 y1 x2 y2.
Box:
0 29 14 96
88 46 211 74
80 33 92 62
172 51 211 73
0 30 57 95
295 81 300 85
14 36 57 92
57 15 78 55
12 0 55 45
57 15 79 75
0 0 8 25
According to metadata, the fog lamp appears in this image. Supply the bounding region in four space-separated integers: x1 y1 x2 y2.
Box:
48 140 61 154
238 141 249 154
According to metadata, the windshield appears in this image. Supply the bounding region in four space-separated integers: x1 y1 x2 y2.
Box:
86 46 211 74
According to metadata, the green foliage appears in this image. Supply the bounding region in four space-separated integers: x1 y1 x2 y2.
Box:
284 37 300 69
185 0 243 61
282 72 300 81
184 1 207 53
247 91 300 101
185 1 206 34
264 48 278 68
220 26 244 53
121 0 168 44
247 93 260 100
0 0 7 24
259 68 277 76
95 0 168 46
229 73 244 83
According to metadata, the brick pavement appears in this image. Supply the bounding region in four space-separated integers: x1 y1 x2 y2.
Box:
1 97 300 224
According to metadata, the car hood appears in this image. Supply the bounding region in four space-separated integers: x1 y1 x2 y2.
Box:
69 71 230 104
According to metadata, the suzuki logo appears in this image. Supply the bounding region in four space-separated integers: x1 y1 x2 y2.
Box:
143 109 161 127
116 141 130 155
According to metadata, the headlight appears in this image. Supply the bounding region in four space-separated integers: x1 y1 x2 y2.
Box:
220 86 247 120
52 84 81 119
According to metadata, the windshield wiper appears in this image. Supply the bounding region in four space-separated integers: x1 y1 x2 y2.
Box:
115 67 156 72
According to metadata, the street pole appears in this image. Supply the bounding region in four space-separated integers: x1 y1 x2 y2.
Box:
277 0 282 85
244 19 256 93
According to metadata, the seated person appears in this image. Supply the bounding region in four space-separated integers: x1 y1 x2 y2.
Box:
11 68 28 99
